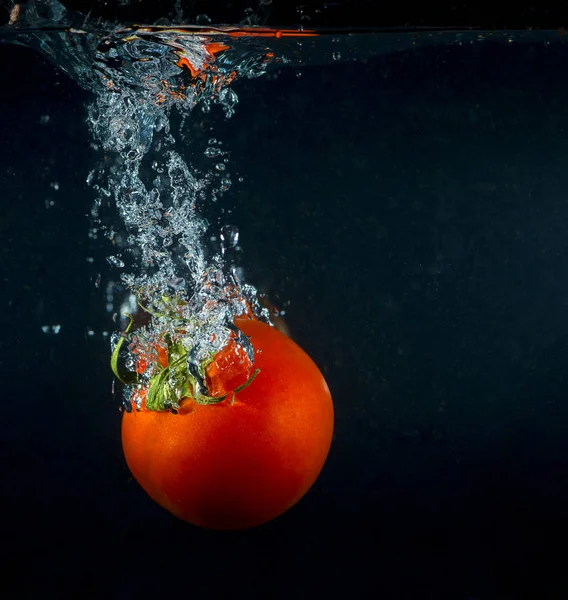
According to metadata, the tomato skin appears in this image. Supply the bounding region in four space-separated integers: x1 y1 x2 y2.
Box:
122 317 334 530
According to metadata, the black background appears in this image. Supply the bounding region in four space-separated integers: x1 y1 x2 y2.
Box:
3 25 568 600
5 1 568 29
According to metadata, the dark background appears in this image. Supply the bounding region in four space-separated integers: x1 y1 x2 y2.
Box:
5 0 568 29
3 27 568 600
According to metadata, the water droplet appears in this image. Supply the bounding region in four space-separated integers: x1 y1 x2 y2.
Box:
332 51 341 61
215 163 226 171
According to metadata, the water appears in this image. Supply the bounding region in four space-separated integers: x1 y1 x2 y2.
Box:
4 3 568 598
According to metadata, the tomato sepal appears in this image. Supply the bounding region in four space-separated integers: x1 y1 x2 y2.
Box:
110 314 140 385
115 295 262 412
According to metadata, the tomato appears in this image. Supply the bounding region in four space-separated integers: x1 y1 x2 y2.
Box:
122 316 334 530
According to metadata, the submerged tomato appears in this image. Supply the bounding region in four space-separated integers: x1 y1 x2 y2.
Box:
122 316 334 530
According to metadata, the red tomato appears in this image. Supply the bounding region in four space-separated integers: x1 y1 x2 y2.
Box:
122 316 334 529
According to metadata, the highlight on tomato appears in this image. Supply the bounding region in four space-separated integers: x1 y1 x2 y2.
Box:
112 298 334 530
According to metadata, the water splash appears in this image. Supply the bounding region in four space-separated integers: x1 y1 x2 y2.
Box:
77 29 278 401
3 5 292 403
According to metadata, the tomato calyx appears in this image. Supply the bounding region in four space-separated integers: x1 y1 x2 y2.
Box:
141 342 260 412
111 314 139 386
111 298 261 412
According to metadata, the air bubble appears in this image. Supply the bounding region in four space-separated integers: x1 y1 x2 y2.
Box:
220 225 239 255
107 256 125 268
41 325 61 334
204 147 222 158
167 277 186 291
196 13 212 24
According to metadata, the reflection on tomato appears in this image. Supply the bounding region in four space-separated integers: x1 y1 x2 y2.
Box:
122 316 334 529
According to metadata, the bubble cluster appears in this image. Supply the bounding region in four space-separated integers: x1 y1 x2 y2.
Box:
74 29 279 403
